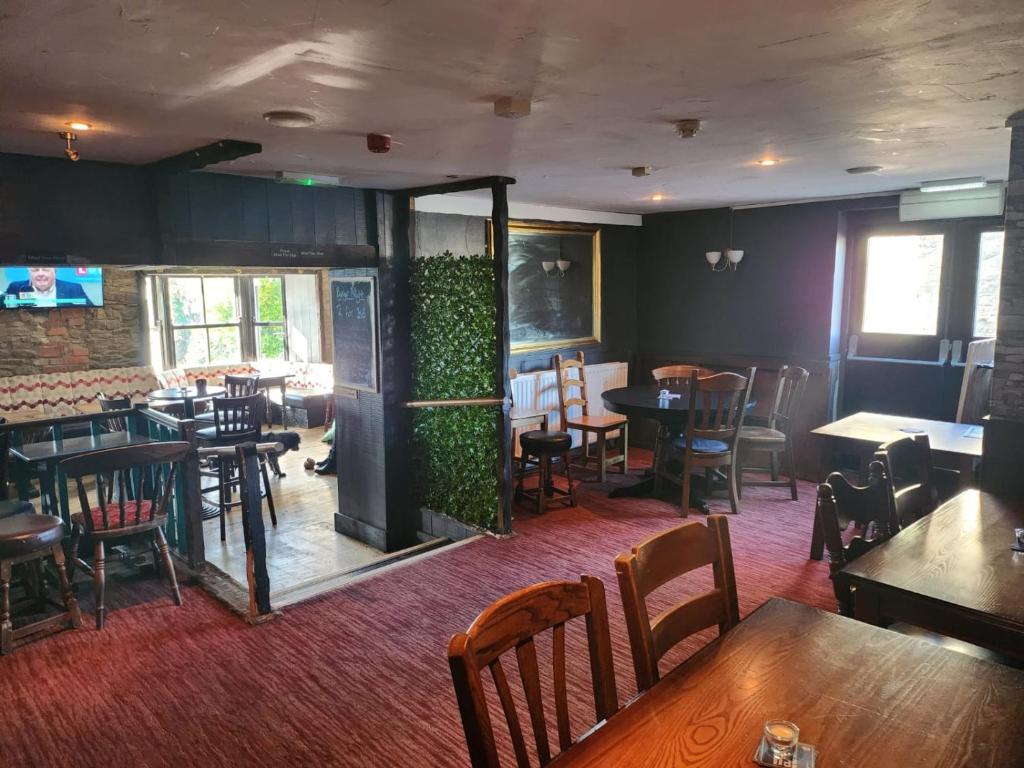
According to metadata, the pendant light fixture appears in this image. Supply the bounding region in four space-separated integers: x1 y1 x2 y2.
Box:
705 207 744 271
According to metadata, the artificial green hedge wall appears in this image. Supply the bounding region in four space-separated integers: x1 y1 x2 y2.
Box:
410 252 500 531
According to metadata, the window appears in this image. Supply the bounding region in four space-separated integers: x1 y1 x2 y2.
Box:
253 276 287 361
167 276 241 366
861 234 944 335
972 231 1004 338
158 274 317 367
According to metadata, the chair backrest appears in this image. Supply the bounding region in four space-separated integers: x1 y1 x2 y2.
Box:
766 365 810 433
958 363 993 425
448 576 619 768
614 516 739 692
873 434 936 529
956 338 995 422
651 364 715 388
554 352 590 424
224 374 260 398
96 392 131 434
816 460 892 573
61 442 191 533
685 368 755 450
213 394 263 441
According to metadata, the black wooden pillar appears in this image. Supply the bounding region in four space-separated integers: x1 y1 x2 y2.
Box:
490 182 514 533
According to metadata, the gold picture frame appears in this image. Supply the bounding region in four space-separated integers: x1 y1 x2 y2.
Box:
489 220 602 353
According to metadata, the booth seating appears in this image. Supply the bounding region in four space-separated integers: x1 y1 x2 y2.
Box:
0 361 335 429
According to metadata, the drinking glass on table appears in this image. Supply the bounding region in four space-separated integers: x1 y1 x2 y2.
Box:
764 720 799 762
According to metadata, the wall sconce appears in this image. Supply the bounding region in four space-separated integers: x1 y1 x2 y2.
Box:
542 259 572 277
704 209 745 272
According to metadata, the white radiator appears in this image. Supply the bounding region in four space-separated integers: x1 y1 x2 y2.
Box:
510 361 628 449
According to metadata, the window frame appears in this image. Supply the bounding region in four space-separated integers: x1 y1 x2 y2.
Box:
159 273 291 368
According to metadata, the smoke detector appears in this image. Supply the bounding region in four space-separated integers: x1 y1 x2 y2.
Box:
631 166 653 177
494 96 532 119
262 110 316 128
675 119 702 138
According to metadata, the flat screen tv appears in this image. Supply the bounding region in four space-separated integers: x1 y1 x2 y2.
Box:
0 266 104 309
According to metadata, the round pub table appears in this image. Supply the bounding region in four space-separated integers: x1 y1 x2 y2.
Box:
147 386 225 420
601 385 755 509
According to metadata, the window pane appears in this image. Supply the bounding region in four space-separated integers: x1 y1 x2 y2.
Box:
203 277 239 324
973 231 1004 338
167 278 205 326
254 277 285 322
862 234 944 335
208 326 241 363
173 328 209 367
257 325 287 361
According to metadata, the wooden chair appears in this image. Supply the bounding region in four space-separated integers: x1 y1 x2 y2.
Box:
614 515 739 692
873 434 938 530
651 364 716 388
224 374 260 397
737 365 809 500
448 576 619 767
196 394 276 542
0 417 10 502
554 352 628 482
61 442 189 629
656 369 755 516
816 461 893 615
96 393 131 433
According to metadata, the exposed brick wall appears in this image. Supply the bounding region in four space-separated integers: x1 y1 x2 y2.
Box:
0 268 144 377
991 113 1024 419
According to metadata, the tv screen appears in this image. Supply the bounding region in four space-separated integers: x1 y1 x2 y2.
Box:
0 266 104 309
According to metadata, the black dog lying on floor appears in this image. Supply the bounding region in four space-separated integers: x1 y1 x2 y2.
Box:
262 430 302 477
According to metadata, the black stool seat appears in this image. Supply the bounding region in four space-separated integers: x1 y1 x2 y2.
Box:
0 513 64 559
520 430 572 454
0 500 34 520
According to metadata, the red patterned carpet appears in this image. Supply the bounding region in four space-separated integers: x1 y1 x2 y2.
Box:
0 458 833 767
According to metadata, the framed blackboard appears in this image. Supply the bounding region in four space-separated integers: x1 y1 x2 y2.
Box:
496 222 601 353
331 276 378 393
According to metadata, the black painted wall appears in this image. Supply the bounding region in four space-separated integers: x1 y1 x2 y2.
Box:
413 211 640 373
0 152 159 263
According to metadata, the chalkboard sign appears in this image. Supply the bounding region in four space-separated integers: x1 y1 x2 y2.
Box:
331 277 378 393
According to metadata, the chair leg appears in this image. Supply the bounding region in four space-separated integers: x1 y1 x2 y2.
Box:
537 456 547 515
94 540 106 630
786 439 799 500
563 451 576 506
1 560 12 655
598 433 608 483
155 527 182 607
681 458 692 518
770 450 780 481
30 559 46 612
260 458 277 527
728 453 740 515
218 462 227 543
736 444 744 500
51 544 82 629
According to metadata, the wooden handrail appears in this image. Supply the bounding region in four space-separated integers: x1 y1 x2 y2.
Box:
403 397 506 408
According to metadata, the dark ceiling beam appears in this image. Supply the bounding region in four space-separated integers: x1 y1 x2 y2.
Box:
400 175 515 198
146 140 262 174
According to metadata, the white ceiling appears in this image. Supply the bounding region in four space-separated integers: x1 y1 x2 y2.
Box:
1 0 1022 212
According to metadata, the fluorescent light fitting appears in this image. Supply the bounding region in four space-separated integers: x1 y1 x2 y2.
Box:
276 171 343 187
919 177 986 193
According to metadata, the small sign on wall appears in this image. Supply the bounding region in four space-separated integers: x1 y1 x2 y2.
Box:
331 276 379 393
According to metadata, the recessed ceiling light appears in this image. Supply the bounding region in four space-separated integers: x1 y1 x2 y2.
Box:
66 121 92 131
262 110 316 128
651 193 666 202
846 165 883 174
755 158 777 167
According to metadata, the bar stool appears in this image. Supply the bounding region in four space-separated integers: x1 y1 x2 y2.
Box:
516 430 576 514
1 513 81 654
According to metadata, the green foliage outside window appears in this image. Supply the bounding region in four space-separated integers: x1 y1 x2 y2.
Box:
410 252 500 531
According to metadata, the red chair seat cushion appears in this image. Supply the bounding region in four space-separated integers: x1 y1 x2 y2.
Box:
72 499 157 530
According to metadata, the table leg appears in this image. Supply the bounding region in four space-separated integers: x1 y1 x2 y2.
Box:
852 584 885 627
183 398 196 420
809 435 835 560
958 454 977 489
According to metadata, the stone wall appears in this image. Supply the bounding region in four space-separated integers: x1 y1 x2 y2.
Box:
0 268 144 377
991 112 1024 418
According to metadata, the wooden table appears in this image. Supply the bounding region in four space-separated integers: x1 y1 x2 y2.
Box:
835 489 1024 661
808 411 983 559
10 432 159 522
550 599 1024 767
147 386 225 420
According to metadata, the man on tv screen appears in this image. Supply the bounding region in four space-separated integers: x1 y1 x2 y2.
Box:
4 267 94 307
